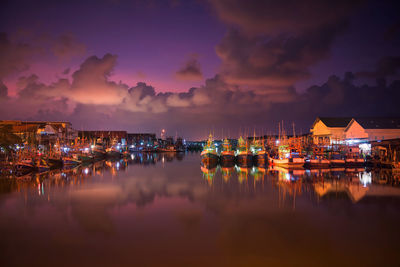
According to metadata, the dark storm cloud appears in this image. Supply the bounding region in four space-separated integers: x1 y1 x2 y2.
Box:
210 0 364 89
0 32 42 79
175 54 203 81
216 23 347 87
0 80 8 98
51 33 86 60
356 56 400 79
0 32 86 80
209 0 363 35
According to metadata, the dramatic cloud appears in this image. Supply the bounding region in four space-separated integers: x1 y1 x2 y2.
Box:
50 33 86 60
210 0 363 35
0 32 86 81
1 53 400 139
216 24 346 87
356 56 400 79
0 32 42 79
0 80 8 98
175 55 203 81
210 0 363 89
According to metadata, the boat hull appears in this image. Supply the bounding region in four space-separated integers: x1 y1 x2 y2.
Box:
305 159 330 169
329 159 345 167
345 158 365 167
63 158 81 165
271 158 304 168
237 153 253 166
220 152 235 165
254 152 268 166
201 152 219 166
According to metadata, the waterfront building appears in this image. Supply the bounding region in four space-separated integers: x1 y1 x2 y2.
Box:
127 133 156 146
0 120 77 147
345 118 400 142
310 117 352 145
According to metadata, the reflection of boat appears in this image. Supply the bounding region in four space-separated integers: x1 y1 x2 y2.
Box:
236 166 250 183
221 167 234 182
201 134 219 166
200 165 217 185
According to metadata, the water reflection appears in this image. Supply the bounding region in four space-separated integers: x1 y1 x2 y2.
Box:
1 152 400 266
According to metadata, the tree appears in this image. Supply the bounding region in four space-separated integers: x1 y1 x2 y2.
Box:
0 125 22 155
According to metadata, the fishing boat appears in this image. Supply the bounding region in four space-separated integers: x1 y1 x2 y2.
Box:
106 147 122 158
92 142 107 159
305 156 330 168
200 134 219 166
329 153 345 167
236 136 253 166
62 154 82 165
36 158 50 173
271 156 305 168
251 138 268 166
345 155 365 167
270 143 304 168
14 157 35 173
220 138 235 165
47 157 63 168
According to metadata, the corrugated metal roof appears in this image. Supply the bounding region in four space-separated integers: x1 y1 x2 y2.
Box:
354 118 400 129
318 117 353 127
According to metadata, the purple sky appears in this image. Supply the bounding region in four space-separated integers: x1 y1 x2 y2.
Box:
1 0 400 139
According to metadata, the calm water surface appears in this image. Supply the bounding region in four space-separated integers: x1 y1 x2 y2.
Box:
1 152 400 266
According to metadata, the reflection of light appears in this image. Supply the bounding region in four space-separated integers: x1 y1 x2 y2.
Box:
131 154 134 160
91 145 95 149
84 168 89 175
285 173 291 181
276 140 280 144
359 172 372 187
285 153 290 158
84 147 89 152
116 162 120 169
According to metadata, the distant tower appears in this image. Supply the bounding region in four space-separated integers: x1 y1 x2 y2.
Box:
161 129 166 140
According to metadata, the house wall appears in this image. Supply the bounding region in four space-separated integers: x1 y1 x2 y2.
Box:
345 121 400 141
365 129 400 141
345 121 368 140
311 120 346 144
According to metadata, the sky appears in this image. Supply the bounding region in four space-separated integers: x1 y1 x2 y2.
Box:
0 0 400 140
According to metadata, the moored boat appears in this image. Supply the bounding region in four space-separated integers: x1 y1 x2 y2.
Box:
201 134 219 166
271 156 305 169
305 157 330 168
345 157 365 167
236 136 253 166
62 156 82 165
220 138 235 165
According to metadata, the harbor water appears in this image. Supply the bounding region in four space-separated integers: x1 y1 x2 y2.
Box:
1 152 400 266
